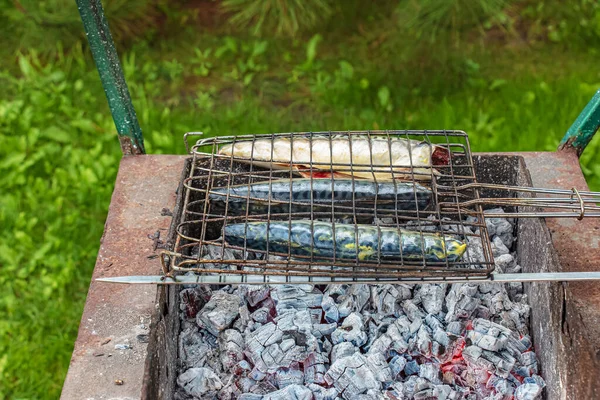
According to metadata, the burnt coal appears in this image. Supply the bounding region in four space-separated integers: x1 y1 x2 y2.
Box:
175 211 545 399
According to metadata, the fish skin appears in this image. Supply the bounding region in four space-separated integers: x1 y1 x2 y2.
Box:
208 179 431 215
223 221 466 262
218 136 448 181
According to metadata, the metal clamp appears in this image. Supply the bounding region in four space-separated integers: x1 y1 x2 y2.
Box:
571 187 585 220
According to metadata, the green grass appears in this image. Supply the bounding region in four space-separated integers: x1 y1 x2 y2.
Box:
1 2 599 398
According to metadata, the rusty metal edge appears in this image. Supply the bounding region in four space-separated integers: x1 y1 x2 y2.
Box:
141 157 192 399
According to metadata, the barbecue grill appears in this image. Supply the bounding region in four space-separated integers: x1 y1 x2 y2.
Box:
96 130 600 285
61 1 600 399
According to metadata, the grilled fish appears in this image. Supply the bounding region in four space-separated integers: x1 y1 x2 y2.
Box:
209 179 432 215
224 221 466 262
218 136 450 181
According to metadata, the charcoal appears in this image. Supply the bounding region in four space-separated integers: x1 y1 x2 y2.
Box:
332 312 368 347
431 341 444 358
506 263 522 275
274 364 304 388
478 282 501 295
238 394 264 400
371 285 411 316
250 380 278 395
435 384 460 400
219 329 245 369
403 375 420 396
462 345 495 372
247 323 281 349
324 353 381 399
491 236 510 257
413 377 437 399
176 212 542 400
348 284 371 311
514 376 545 400
308 308 323 324
239 285 271 307
180 288 206 320
416 284 447 315
409 317 423 336
506 335 531 354
387 318 411 349
308 384 339 400
485 208 514 242
251 307 271 324
246 312 319 374
178 367 223 398
232 360 252 376
271 285 323 315
463 236 486 264
388 355 406 378
239 377 258 393
365 352 393 383
179 327 212 369
385 382 406 398
445 284 480 322
416 325 433 357
481 349 515 378
331 342 358 363
402 299 426 322
219 379 242 400
322 284 369 321
475 305 491 320
356 389 383 400
419 362 442 384
313 322 337 339
234 304 252 332
304 352 328 384
446 321 463 336
321 296 340 323
424 314 444 331
404 359 420 376
506 282 524 300
494 253 515 273
486 376 515 397
367 333 392 357
518 351 538 373
250 367 267 381
197 291 242 336
467 330 506 352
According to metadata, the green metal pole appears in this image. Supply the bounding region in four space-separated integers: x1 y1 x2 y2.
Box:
559 89 600 157
76 0 145 155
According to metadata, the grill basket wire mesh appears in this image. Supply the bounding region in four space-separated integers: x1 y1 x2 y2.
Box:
166 130 496 283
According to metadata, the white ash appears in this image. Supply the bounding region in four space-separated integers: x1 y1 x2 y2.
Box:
176 210 545 399
196 291 242 336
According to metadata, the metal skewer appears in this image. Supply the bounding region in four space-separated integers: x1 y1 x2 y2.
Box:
97 271 600 285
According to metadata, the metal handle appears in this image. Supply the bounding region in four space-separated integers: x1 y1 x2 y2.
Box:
437 183 600 218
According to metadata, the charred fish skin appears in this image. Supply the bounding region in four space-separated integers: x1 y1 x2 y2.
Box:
223 221 466 262
209 179 432 214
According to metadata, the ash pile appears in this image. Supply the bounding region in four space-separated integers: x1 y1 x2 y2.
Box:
175 209 545 400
